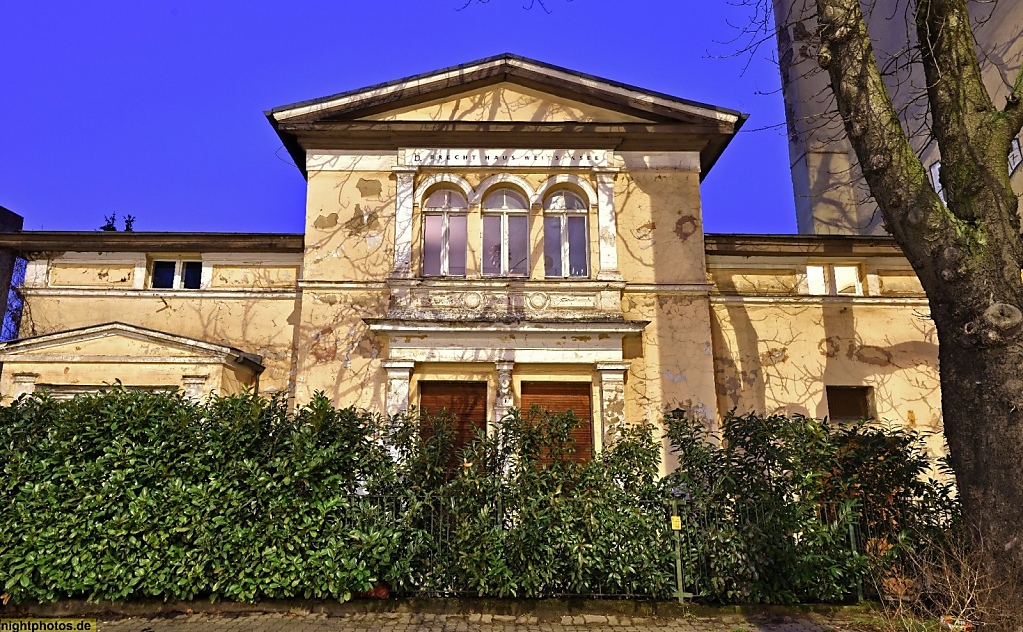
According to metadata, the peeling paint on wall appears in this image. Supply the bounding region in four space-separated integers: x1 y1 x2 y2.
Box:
760 347 789 366
851 344 893 366
343 204 381 235
356 178 383 199
674 215 698 241
663 368 686 383
819 336 842 358
632 222 655 242
313 213 339 229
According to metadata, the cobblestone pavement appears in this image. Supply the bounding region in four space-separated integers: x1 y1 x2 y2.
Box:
94 612 868 632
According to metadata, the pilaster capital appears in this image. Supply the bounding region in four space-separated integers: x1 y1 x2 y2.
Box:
382 360 415 375
596 361 630 374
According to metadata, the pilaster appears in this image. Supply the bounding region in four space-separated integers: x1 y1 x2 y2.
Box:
383 360 415 417
391 167 419 278
596 361 629 445
181 374 209 401
10 372 39 399
594 167 622 281
495 361 515 421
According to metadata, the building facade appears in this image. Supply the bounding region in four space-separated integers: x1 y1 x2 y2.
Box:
0 55 944 468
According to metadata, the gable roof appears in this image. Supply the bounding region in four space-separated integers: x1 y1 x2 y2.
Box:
267 54 747 178
0 322 264 374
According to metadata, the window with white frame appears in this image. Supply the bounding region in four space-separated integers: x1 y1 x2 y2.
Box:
150 259 202 289
482 188 529 276
422 189 468 276
543 190 589 278
806 264 864 296
1009 138 1022 176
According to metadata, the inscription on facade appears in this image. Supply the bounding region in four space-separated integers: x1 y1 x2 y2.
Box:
404 149 608 168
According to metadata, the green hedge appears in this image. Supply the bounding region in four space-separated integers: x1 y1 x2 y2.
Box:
0 388 956 604
662 409 959 603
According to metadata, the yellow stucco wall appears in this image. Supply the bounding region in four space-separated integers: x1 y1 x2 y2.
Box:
304 170 396 282
291 289 389 407
49 263 136 287
208 265 298 288
709 293 944 458
615 171 706 284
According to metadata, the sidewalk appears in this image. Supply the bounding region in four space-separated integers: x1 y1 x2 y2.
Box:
95 611 873 632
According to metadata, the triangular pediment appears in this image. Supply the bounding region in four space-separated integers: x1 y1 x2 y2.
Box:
357 82 654 124
267 54 747 178
269 54 743 126
0 322 263 373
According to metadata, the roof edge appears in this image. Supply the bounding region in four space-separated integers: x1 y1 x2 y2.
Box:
704 232 906 257
0 231 305 253
267 53 745 123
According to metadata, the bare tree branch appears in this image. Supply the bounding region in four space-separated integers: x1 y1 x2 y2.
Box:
814 0 956 281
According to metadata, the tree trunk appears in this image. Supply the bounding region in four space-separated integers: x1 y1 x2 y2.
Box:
811 0 1023 606
933 295 1023 570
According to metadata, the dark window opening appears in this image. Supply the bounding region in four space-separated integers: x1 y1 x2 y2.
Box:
151 261 176 289
1 256 27 342
519 381 593 463
826 385 874 422
182 261 203 289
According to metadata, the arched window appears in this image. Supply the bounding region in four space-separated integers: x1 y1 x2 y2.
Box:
542 190 588 278
423 189 468 276
482 189 529 276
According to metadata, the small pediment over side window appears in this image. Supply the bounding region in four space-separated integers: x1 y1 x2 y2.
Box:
0 322 265 402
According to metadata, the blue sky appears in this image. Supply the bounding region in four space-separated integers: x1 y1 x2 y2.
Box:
0 0 796 234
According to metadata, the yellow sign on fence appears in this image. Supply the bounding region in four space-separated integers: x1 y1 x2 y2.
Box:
670 515 682 531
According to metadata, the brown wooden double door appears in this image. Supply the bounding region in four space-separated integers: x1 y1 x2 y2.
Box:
418 380 595 467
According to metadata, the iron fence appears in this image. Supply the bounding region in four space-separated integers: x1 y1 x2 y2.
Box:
333 491 953 602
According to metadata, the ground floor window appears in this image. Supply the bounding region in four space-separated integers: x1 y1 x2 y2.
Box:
418 381 488 473
825 385 874 422
519 381 593 463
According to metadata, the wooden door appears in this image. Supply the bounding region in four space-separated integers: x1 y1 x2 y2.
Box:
419 381 488 473
519 381 593 463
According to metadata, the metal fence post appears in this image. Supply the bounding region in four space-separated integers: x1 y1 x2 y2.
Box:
848 515 864 602
672 498 686 603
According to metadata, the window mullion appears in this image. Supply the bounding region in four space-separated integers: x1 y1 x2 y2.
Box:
561 214 570 277
501 213 509 275
440 212 450 276
174 261 183 289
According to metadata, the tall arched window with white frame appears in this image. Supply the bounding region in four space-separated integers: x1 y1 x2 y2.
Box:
482 188 529 277
543 190 588 278
423 189 468 276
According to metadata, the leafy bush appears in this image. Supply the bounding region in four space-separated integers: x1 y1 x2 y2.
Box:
0 389 956 604
1 389 396 603
662 409 958 603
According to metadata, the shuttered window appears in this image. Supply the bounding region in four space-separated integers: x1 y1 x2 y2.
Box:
419 381 488 473
519 381 593 463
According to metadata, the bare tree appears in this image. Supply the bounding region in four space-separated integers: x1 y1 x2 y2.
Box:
785 0 1023 603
